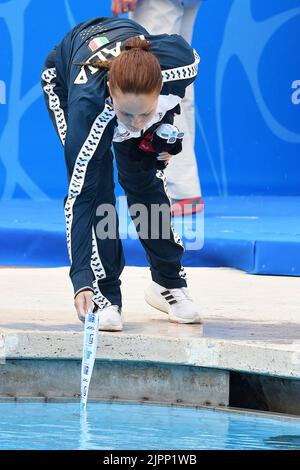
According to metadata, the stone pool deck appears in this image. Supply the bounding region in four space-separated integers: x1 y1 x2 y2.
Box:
0 266 299 411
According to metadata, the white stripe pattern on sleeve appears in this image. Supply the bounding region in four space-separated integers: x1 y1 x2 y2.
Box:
162 49 200 83
91 227 112 309
42 67 67 145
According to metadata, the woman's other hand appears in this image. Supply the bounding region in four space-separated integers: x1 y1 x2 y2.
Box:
111 0 138 16
156 152 173 167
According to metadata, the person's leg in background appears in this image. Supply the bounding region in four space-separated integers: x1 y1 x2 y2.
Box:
129 0 203 215
114 139 202 324
166 0 203 213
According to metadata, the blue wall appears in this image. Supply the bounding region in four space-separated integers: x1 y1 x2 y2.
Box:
0 0 299 200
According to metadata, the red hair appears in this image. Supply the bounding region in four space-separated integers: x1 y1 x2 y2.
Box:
91 37 162 95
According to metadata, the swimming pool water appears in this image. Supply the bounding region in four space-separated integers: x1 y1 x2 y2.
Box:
0 402 300 450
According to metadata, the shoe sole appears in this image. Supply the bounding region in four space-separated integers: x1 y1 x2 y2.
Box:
144 289 202 324
99 324 123 332
79 316 123 331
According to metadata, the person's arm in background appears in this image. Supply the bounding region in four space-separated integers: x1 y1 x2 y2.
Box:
111 0 137 16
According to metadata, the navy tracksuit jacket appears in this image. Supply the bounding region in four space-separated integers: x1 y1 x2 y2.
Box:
41 17 199 309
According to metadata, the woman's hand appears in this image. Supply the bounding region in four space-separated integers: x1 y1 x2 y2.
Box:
111 0 137 16
156 152 173 166
74 289 95 322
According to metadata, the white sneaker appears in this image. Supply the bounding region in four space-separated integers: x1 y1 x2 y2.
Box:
98 305 123 331
144 281 202 324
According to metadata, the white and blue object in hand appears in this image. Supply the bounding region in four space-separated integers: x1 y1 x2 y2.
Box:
80 309 99 408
